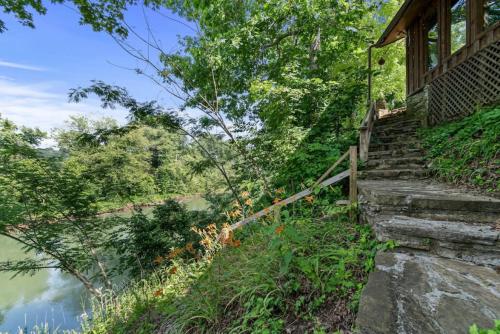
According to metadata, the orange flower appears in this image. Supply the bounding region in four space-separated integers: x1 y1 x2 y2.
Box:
153 256 164 265
153 289 163 297
273 198 281 204
232 240 241 248
200 236 212 248
169 266 178 275
305 195 314 203
275 225 285 235
185 242 195 254
228 208 242 219
167 248 184 259
240 191 250 199
244 198 253 206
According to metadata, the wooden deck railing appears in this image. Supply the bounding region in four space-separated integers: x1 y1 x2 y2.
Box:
359 102 377 162
228 146 358 231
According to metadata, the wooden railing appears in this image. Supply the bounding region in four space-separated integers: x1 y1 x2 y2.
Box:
228 146 358 231
359 102 377 162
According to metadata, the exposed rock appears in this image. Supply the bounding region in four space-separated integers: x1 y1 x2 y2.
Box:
356 252 500 334
406 86 429 127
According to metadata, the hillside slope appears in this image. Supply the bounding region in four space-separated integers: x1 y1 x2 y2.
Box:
85 206 383 334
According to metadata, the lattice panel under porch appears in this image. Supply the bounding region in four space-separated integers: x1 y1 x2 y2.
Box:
428 41 500 125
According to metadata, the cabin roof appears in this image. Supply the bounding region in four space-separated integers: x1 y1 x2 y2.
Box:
376 0 432 47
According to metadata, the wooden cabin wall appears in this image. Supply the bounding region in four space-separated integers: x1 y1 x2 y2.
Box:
406 20 424 96
405 0 499 96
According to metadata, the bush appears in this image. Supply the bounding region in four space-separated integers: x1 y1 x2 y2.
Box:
118 200 220 277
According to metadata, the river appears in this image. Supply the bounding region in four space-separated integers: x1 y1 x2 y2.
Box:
0 196 208 333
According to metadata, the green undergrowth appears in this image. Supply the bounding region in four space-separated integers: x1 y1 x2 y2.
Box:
84 206 384 334
469 320 500 334
419 106 500 195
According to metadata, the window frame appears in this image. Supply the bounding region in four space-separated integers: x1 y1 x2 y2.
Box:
449 0 468 55
482 0 500 30
423 3 441 73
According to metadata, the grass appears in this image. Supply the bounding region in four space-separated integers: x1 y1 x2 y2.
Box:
83 204 382 334
419 105 500 195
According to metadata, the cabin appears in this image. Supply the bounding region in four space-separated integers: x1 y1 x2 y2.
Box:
376 0 500 125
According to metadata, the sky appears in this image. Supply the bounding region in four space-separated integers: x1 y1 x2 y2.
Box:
0 3 195 138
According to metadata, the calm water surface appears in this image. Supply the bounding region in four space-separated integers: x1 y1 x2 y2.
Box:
0 196 208 333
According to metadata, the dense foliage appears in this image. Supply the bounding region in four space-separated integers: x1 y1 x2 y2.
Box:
419 106 500 195
84 201 388 334
54 116 224 208
118 200 220 276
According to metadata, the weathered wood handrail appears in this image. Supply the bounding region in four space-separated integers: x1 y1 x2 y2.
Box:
229 146 358 231
359 102 377 162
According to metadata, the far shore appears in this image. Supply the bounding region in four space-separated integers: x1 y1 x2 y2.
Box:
97 193 206 217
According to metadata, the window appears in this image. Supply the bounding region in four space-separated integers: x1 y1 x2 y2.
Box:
426 15 439 70
450 0 467 54
484 0 500 27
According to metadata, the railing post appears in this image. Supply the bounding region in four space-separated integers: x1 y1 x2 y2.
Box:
368 45 373 107
359 131 368 162
349 146 358 220
274 206 281 223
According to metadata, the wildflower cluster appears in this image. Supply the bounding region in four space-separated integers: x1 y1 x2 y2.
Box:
219 223 241 248
192 223 219 252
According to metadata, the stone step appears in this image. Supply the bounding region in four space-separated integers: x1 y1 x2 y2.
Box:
359 169 429 180
358 180 500 224
375 118 420 128
368 148 423 159
356 251 500 334
371 133 418 142
377 112 413 121
369 140 421 152
371 215 499 266
367 163 426 171
366 157 426 169
374 124 419 135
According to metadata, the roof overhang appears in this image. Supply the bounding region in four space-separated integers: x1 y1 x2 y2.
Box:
375 0 433 47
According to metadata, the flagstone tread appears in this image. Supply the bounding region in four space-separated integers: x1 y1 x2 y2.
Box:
356 251 500 334
358 179 500 206
371 215 500 266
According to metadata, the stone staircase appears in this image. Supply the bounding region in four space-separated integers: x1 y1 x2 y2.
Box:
361 112 428 180
356 111 500 333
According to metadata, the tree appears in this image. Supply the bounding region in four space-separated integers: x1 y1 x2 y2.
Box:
1 0 406 204
0 116 122 297
54 115 225 200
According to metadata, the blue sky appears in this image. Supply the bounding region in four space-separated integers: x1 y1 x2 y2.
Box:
0 3 194 135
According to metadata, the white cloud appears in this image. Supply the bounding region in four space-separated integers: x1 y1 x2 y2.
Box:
0 60 47 72
0 78 128 147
